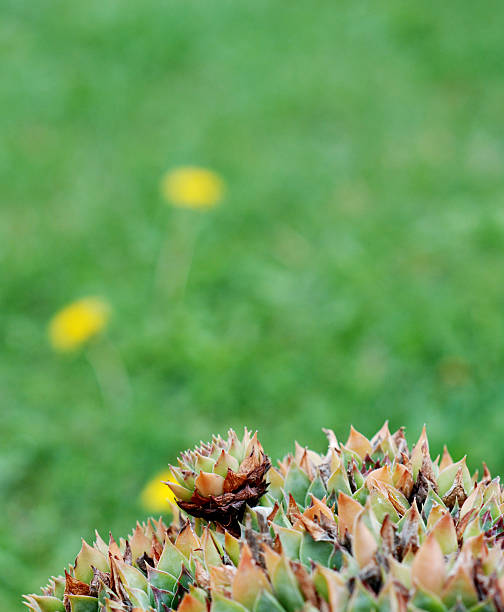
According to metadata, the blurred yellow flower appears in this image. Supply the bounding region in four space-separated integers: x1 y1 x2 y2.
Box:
161 166 224 209
140 470 177 512
48 297 110 352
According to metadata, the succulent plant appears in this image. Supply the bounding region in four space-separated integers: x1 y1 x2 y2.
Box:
167 429 271 536
24 424 504 611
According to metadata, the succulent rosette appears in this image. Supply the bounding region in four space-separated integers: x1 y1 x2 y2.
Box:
24 424 504 611
167 429 271 536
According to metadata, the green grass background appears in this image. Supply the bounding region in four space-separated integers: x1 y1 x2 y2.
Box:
2 0 504 608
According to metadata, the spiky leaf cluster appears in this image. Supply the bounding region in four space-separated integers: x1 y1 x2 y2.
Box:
167 430 270 536
24 425 504 611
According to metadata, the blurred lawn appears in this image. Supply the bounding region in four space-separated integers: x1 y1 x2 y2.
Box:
2 0 504 608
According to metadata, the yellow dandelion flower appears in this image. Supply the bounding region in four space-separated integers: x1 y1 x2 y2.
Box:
140 470 177 512
48 297 109 352
161 166 224 209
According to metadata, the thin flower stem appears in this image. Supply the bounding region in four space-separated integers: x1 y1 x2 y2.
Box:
153 211 202 304
85 336 132 411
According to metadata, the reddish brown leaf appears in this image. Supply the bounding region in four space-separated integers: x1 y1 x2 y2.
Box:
64 571 90 596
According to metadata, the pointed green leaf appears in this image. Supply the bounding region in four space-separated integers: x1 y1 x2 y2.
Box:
157 538 187 577
272 504 292 528
423 488 446 520
300 532 333 566
271 556 304 612
327 467 352 498
67 595 99 612
147 565 178 592
211 591 248 612
26 596 65 612
253 590 285 612
411 588 446 612
305 476 326 505
74 540 109 583
284 464 311 506
274 526 302 559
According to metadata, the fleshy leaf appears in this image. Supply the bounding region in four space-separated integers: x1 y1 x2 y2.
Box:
283 464 311 506
271 555 305 612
